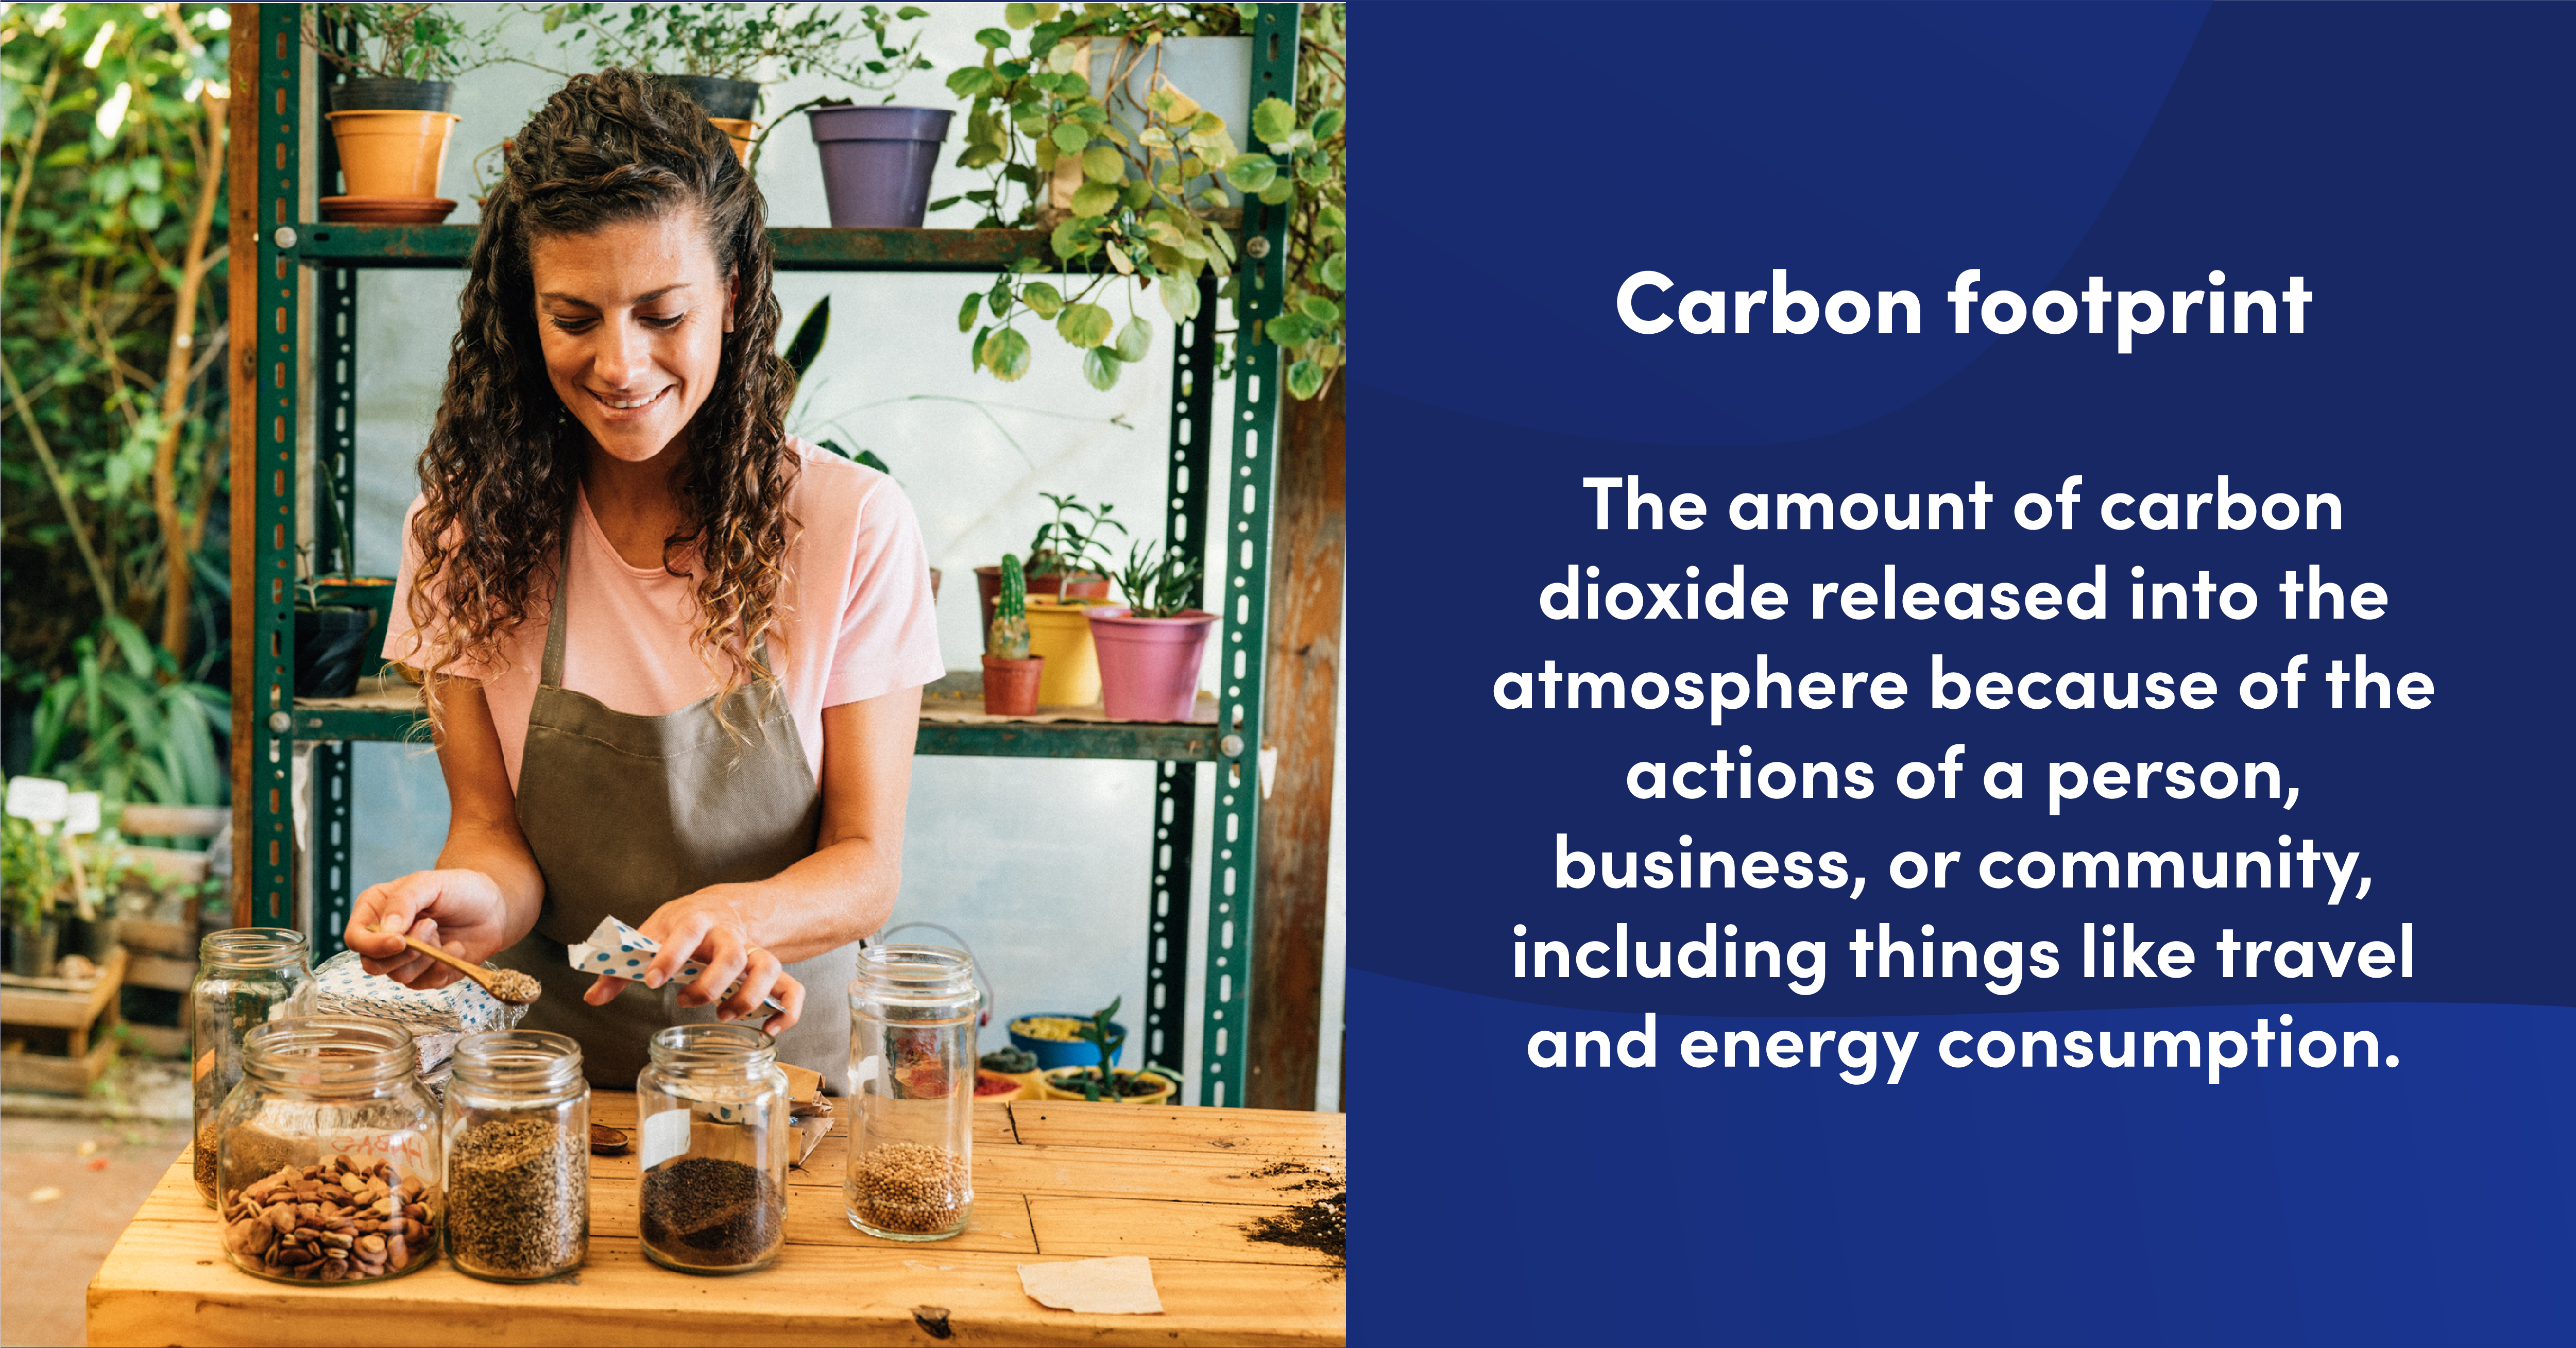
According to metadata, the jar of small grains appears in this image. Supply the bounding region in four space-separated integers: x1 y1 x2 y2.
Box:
214 1016 440 1283
635 1022 791 1274
442 1030 589 1282
845 944 978 1242
188 928 314 1206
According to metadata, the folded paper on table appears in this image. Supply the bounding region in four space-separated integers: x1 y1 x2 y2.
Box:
1018 1256 1165 1315
566 914 788 1015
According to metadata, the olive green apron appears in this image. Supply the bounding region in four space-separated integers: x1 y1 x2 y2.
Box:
491 520 854 1089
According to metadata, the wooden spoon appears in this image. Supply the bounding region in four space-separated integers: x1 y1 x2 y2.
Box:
395 934 540 1004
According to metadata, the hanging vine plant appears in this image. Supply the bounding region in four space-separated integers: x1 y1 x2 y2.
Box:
939 3 1343 398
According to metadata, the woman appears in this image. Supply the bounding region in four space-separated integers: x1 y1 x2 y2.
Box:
346 70 941 1086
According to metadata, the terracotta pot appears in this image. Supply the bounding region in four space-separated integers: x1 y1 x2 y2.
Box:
707 117 756 167
976 566 1110 633
1023 596 1123 706
1088 610 1217 722
326 109 460 198
980 654 1044 716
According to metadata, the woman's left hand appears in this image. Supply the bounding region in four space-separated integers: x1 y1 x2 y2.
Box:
585 887 804 1036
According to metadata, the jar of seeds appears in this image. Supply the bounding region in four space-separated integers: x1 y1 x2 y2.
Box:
442 1030 588 1282
845 944 977 1242
635 1022 790 1274
214 1016 440 1283
189 928 314 1205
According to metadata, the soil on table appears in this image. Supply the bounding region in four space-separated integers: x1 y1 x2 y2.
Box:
1241 1159 1346 1269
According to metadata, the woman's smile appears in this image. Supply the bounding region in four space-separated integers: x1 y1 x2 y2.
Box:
588 385 672 414
531 210 736 463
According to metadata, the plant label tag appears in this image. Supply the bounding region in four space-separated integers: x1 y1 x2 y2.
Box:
64 793 101 836
5 777 67 823
640 1107 692 1172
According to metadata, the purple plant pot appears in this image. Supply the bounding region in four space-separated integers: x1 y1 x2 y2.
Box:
1088 610 1217 722
808 105 952 228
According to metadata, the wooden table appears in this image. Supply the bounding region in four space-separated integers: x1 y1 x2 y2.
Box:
87 1093 1345 1346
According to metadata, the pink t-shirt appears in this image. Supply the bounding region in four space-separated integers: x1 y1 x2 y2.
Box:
386 440 944 789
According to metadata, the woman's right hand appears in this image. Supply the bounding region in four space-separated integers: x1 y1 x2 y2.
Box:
345 868 516 990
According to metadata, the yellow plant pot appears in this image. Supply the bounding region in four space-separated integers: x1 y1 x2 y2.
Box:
1025 596 1122 706
325 110 460 197
1040 1068 1175 1106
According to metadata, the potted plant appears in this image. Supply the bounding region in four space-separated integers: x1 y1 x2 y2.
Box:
981 554 1045 717
293 555 374 699
942 5 1346 402
1089 539 1213 723
2 812 65 978
308 4 499 222
536 3 930 170
1037 999 1176 1104
976 491 1123 629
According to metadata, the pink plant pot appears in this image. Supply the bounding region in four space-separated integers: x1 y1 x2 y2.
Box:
1087 610 1218 722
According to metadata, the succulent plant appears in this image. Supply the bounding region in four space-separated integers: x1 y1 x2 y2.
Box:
987 553 1031 659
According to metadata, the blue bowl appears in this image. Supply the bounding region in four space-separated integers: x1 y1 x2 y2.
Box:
1008 1015 1125 1070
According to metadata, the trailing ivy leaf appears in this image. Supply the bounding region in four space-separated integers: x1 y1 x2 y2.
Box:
897 5 930 18
1158 274 1202 325
1265 312 1312 347
928 194 963 211
1257 178 1292 206
1320 250 1346 291
786 295 832 377
1082 346 1122 390
1285 359 1324 400
1299 296 1340 326
1081 144 1124 183
1311 107 1344 141
970 325 992 373
1115 315 1153 363
1298 159 1329 187
1252 96 1296 148
1070 180 1119 216
1050 122 1089 155
957 292 984 333
1056 302 1114 349
975 26 1012 48
946 66 993 98
986 327 1033 381
1121 177 1152 209
1021 281 1064 319
1223 153 1276 192
988 279 1015 319
1003 2 1038 27
1050 216 1096 259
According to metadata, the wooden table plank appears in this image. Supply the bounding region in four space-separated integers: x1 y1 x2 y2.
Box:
1028 1196 1340 1267
1009 1101 1347 1157
90 1091 1345 1346
87 1221 1344 1346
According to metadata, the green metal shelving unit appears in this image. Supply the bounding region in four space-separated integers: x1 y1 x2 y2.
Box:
231 5 1298 1107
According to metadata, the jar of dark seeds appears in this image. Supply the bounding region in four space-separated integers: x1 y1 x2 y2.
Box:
215 1016 439 1283
189 928 313 1205
845 944 977 1241
441 1030 588 1282
635 1022 789 1275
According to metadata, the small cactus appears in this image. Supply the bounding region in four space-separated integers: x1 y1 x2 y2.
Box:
988 553 1030 659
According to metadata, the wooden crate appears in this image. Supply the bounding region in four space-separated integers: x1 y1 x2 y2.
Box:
1 946 128 1094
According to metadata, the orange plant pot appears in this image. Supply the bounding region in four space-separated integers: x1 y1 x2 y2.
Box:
326 110 461 198
708 117 757 167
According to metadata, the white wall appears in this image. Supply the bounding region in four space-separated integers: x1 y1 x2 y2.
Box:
338 4 1339 1106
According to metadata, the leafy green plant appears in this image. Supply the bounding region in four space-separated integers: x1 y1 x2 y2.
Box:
1111 538 1202 618
532 2 928 93
3 4 234 676
1233 3 1343 400
306 4 500 83
988 554 1031 658
1073 996 1125 1101
944 4 1250 390
26 616 230 809
1026 491 1125 580
2 811 65 930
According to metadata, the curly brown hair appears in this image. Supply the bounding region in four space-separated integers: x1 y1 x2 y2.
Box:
407 68 795 728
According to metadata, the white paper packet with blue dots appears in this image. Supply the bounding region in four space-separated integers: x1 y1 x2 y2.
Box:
564 915 788 1016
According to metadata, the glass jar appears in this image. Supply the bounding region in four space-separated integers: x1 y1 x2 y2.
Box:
214 1015 441 1283
189 928 314 1204
845 944 977 1242
441 1030 589 1282
635 1022 790 1274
